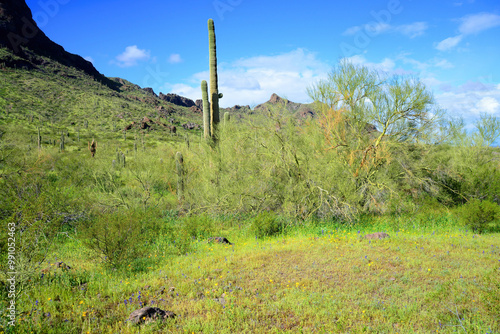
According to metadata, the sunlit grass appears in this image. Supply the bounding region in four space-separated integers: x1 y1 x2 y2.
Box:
5 215 499 333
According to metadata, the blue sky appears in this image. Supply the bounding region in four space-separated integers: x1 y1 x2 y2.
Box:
26 0 500 140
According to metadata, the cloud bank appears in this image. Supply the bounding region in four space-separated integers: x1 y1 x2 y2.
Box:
165 48 330 107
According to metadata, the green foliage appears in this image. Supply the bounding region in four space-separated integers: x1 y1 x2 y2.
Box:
250 211 285 238
79 210 149 268
475 113 500 147
0 150 85 291
181 214 216 240
455 199 500 233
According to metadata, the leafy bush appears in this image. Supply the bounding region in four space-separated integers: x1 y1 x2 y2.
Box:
250 211 285 238
0 150 85 291
180 214 215 240
80 210 150 268
455 199 500 233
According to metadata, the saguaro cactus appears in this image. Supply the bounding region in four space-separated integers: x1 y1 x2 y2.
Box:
201 80 211 139
37 127 41 151
89 139 97 158
60 131 65 152
208 18 221 139
176 152 184 201
224 112 230 125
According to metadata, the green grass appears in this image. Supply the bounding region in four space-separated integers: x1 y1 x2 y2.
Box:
2 214 499 333
1 45 500 333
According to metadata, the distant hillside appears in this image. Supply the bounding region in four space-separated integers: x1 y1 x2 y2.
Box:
0 0 121 89
0 0 212 140
0 0 322 142
254 93 316 119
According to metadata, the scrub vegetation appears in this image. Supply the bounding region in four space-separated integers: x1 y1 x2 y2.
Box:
1 41 500 333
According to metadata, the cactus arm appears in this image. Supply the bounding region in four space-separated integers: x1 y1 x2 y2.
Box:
201 80 211 139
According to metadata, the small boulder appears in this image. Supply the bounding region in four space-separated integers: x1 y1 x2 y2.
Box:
54 262 71 270
41 261 72 274
364 232 390 240
208 237 233 245
189 105 202 113
124 122 135 131
182 122 200 130
195 99 203 109
127 307 175 325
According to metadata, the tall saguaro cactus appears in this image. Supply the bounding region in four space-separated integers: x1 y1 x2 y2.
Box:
176 152 184 201
208 18 221 139
201 80 211 139
37 127 41 151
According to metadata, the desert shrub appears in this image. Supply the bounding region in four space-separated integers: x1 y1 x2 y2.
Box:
250 211 285 238
180 214 215 240
0 149 86 291
455 199 500 233
155 219 193 256
79 210 151 268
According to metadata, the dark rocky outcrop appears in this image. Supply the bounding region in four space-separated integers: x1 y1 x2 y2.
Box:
156 105 174 118
127 307 175 325
223 104 252 114
159 93 196 108
255 93 316 118
195 99 203 109
142 87 157 96
189 105 202 114
124 122 135 131
141 117 152 130
0 0 119 89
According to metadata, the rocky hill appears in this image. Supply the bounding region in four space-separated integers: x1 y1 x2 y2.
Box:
0 0 121 89
255 93 316 119
0 0 320 135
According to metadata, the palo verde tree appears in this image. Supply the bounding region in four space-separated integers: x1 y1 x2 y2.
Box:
307 59 442 212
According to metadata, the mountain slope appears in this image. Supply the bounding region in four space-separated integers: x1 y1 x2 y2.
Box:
255 93 316 119
0 0 119 89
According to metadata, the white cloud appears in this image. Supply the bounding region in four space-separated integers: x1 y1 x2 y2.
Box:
435 13 500 52
114 45 150 67
434 59 454 69
421 76 445 88
84 56 94 64
168 54 183 64
459 12 500 35
364 22 392 36
395 22 429 38
343 21 428 38
164 48 330 107
435 35 463 51
345 54 396 73
343 26 363 36
474 96 500 114
435 81 500 121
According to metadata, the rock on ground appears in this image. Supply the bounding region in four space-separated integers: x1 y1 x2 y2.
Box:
364 232 390 240
127 307 175 325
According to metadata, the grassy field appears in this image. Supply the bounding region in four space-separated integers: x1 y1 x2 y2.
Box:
3 213 499 333
2 47 500 333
